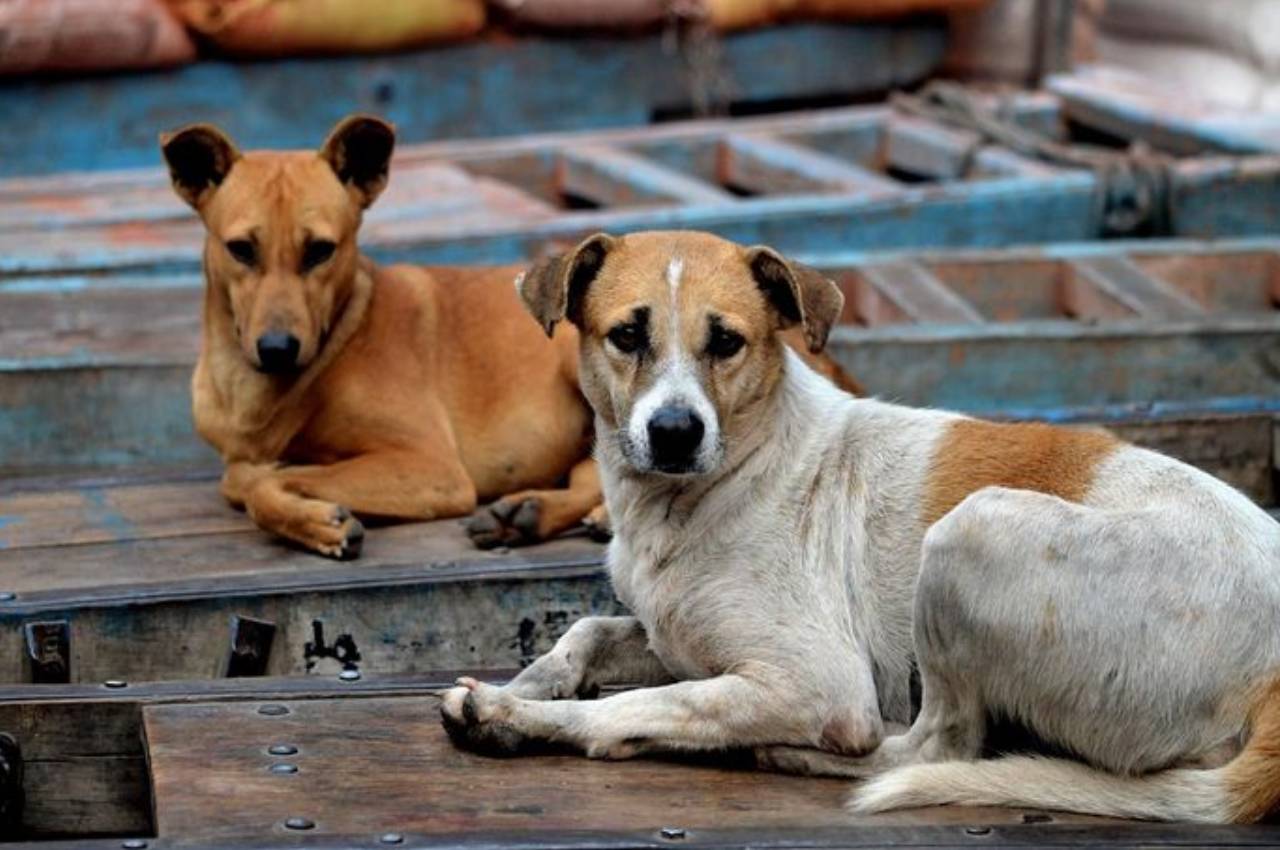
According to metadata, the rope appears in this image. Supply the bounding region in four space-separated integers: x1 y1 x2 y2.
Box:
892 80 1174 237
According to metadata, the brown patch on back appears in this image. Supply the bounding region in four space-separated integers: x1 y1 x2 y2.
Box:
1225 676 1280 823
923 419 1119 527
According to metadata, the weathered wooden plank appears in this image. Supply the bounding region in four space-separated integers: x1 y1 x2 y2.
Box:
1068 257 1205 320
0 23 947 179
0 517 614 683
0 700 150 837
141 696 1100 842
556 146 734 208
828 318 1280 416
1049 66 1280 155
717 134 901 197
855 261 984 325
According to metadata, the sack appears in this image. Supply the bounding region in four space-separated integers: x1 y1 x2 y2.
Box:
705 0 990 31
168 0 486 55
0 0 195 75
490 0 668 30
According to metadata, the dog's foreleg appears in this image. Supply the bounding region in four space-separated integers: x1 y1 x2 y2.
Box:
441 663 876 759
465 458 605 548
240 451 476 558
502 616 674 701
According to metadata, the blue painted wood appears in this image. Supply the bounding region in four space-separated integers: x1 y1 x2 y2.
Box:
2 238 1277 477
0 22 944 178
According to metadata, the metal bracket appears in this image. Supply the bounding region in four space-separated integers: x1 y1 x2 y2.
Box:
23 620 70 684
225 616 277 678
0 733 23 832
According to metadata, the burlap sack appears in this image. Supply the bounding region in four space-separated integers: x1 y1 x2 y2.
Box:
0 0 195 75
168 0 486 55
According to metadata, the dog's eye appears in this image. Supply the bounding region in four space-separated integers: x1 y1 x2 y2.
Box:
706 326 745 359
606 323 645 355
302 240 337 272
225 239 256 266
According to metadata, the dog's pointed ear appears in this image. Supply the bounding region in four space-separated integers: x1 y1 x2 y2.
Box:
517 233 617 337
160 124 241 210
745 245 844 353
320 114 396 208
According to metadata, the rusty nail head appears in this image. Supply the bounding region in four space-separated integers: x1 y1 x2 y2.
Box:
269 763 299 775
103 679 128 689
122 841 148 849
660 827 686 840
965 826 991 836
339 668 361 682
259 704 290 716
268 744 298 756
380 834 405 845
284 817 315 830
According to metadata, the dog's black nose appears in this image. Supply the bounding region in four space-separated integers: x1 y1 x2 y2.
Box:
648 406 705 471
256 331 301 373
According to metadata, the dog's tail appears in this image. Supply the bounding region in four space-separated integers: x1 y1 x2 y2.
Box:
850 680 1280 823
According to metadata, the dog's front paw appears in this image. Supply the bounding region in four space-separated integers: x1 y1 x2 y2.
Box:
582 504 612 542
463 497 544 549
315 506 365 559
440 677 529 756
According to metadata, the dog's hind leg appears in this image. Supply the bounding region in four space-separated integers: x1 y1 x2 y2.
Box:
465 458 605 548
500 616 674 701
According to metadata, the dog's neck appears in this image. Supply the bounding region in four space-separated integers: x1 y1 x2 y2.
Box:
196 256 376 451
599 348 840 536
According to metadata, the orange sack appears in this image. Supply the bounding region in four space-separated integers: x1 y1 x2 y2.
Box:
704 0 990 30
166 0 487 55
0 0 195 75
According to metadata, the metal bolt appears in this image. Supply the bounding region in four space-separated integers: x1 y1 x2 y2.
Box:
103 679 128 689
380 834 405 845
965 826 991 836
258 704 290 716
284 817 315 831
659 827 687 840
339 668 361 682
269 763 299 775
0 592 14 602
268 744 298 756
122 840 148 849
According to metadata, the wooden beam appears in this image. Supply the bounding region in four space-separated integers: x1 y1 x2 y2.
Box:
1068 256 1205 320
717 134 900 197
857 261 985 325
556 145 734 208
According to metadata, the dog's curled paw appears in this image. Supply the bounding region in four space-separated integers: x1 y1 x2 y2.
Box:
439 677 528 756
463 497 544 549
311 506 364 559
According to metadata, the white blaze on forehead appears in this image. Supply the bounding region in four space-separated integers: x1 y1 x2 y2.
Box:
623 252 720 471
666 256 684 294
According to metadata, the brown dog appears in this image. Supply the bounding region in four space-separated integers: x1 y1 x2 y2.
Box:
161 115 860 558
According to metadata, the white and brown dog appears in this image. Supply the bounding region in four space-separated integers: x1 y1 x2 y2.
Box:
441 230 1280 823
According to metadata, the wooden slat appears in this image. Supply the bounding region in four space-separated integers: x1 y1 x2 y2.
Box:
1049 66 1280 155
141 696 1104 842
1068 257 1206 320
883 115 981 180
717 134 901 197
857 261 985 324
556 145 734 207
